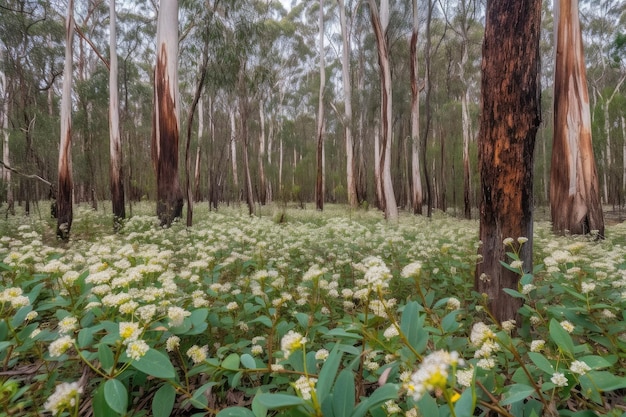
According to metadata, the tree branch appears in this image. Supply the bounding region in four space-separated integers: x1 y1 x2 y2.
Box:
0 160 52 187
74 23 110 71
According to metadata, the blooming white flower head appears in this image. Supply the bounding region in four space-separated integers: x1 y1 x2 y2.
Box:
510 260 524 270
405 350 462 401
25 311 38 321
58 316 78 334
456 367 474 388
315 348 329 361
550 372 568 387
226 301 239 311
383 400 402 414
281 330 307 359
560 320 575 333
501 320 516 333
517 237 528 244
521 284 536 295
470 322 495 347
167 306 191 327
401 262 422 279
383 325 400 340
44 381 83 415
446 297 461 310
581 282 596 294
166 336 180 352
570 360 591 375
302 265 326 282
186 345 208 364
529 316 542 325
293 375 317 400
136 304 156 323
126 340 149 361
30 328 41 339
530 340 545 352
503 237 515 246
119 322 141 344
251 345 263 355
119 300 139 315
405 408 419 417
49 335 75 357
476 358 496 370
601 309 616 319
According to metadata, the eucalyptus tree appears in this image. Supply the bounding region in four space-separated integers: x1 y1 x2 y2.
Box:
109 0 125 229
152 0 183 226
476 0 542 323
0 46 12 214
550 0 604 237
409 0 422 215
368 0 398 220
315 0 326 211
57 0 75 240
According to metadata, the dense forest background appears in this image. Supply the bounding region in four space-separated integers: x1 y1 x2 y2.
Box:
1 0 625 216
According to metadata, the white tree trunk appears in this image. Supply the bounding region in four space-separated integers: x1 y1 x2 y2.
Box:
230 107 239 192
315 0 326 210
258 99 267 204
410 0 422 215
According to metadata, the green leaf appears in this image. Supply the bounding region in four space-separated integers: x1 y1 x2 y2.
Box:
93 384 118 417
152 384 176 417
317 344 343 404
11 305 32 328
241 353 257 369
352 384 399 417
189 382 219 409
416 394 439 417
252 392 269 417
131 348 175 379
400 302 427 354
500 384 536 406
222 353 241 371
441 310 461 333
578 355 612 370
256 393 306 409
502 288 526 299
549 319 575 356
528 352 555 375
104 379 128 414
587 371 626 392
78 327 97 348
249 316 272 328
323 328 362 340
98 344 115 371
295 312 310 328
332 369 355 417
217 407 256 417
454 387 476 417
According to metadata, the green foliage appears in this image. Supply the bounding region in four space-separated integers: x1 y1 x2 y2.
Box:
1 204 626 416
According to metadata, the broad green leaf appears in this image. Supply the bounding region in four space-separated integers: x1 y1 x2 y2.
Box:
152 384 176 417
317 344 343 404
323 328 362 340
98 343 115 371
527 352 554 375
332 369 355 417
78 327 97 348
400 302 427 354
217 407 256 417
222 353 240 371
416 394 439 417
252 392 269 417
11 305 32 327
500 384 536 406
131 348 175 379
454 387 476 417
249 316 272 328
255 393 306 409
104 379 128 414
295 312 310 328
189 382 218 409
502 288 526 299
586 371 626 392
441 310 461 333
352 384 399 417
578 355 612 370
241 353 257 369
93 384 118 417
549 319 575 356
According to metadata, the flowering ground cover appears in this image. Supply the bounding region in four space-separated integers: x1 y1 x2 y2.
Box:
1 203 626 416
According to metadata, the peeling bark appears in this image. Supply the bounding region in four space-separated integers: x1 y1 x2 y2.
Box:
57 0 75 240
550 0 604 237
316 0 326 211
476 0 542 323
410 0 423 215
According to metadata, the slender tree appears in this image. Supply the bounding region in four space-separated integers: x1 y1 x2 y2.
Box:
410 0 422 215
57 0 75 240
475 0 542 323
1 45 13 215
315 0 326 211
109 0 125 230
369 0 398 220
550 0 604 237
152 0 183 227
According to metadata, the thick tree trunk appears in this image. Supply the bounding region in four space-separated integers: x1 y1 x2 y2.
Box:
476 0 542 323
238 79 254 216
152 0 183 227
369 0 398 220
410 0 422 215
57 0 75 240
550 0 604 237
337 0 358 208
109 0 125 230
315 0 325 211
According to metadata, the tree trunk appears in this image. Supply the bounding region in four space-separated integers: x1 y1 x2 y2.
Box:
337 0 358 208
550 0 604 237
369 0 398 220
1 46 13 215
57 0 75 240
230 108 239 197
476 0 542 323
459 4 472 219
258 100 267 205
152 0 183 227
315 0 325 211
422 0 435 218
238 71 255 215
410 0 423 215
109 0 125 230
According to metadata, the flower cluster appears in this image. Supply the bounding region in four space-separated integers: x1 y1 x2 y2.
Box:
405 350 463 401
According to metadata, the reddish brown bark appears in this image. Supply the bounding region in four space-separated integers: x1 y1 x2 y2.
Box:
475 0 542 323
550 0 604 237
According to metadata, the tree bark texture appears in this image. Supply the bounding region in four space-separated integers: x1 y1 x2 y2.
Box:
258 100 267 205
410 0 423 215
550 0 604 237
369 0 398 220
476 0 542 323
57 0 75 240
315 0 325 211
109 0 125 230
152 0 183 227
